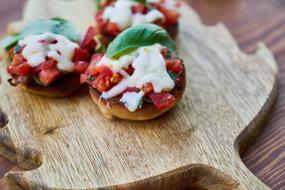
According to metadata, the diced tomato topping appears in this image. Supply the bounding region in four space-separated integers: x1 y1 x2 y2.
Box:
73 48 90 62
90 64 113 76
81 54 110 89
166 58 183 73
85 65 113 92
92 74 112 92
142 83 153 94
39 68 61 86
110 73 122 83
8 62 31 76
101 0 112 7
161 48 169 58
124 87 141 93
34 59 57 73
95 11 107 29
85 53 104 75
106 22 121 36
11 54 25 65
158 5 179 26
149 92 175 110
90 53 104 67
132 4 147 14
74 61 89 74
80 74 88 84
125 66 134 75
80 26 98 49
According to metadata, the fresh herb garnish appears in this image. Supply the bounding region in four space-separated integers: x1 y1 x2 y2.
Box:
106 24 176 59
1 35 20 51
94 0 102 10
87 75 96 81
1 19 79 51
131 0 147 5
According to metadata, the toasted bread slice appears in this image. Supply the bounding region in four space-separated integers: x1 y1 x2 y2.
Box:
90 65 186 120
19 74 82 97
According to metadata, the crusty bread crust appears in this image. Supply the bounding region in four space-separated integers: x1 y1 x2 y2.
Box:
19 74 82 97
90 64 186 120
6 50 82 97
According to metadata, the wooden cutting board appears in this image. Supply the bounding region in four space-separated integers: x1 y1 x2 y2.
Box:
0 1 279 190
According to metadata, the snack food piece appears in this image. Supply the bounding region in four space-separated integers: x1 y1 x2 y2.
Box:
2 19 95 97
81 24 186 120
94 0 180 46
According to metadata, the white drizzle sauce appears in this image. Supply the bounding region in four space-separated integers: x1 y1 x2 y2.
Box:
19 32 79 72
103 0 165 30
147 0 178 10
120 91 145 112
147 0 161 3
98 44 175 112
163 0 178 11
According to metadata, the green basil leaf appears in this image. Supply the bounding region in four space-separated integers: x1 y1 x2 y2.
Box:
131 0 146 4
1 19 79 51
19 19 79 42
1 35 20 50
107 24 176 59
51 17 68 22
94 0 102 10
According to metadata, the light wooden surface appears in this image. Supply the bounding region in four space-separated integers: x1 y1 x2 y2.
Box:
187 1 285 189
0 1 280 190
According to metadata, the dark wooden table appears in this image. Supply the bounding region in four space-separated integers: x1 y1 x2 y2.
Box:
0 0 284 189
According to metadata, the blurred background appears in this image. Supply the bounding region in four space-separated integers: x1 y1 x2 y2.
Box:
0 0 284 189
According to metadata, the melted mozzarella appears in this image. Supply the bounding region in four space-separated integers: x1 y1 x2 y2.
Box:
102 0 165 30
147 0 161 3
147 0 178 11
98 54 134 73
103 0 135 30
163 0 178 11
133 10 165 26
120 91 145 112
100 44 175 112
19 32 79 72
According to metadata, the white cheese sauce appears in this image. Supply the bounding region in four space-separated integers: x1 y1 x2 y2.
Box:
102 0 165 30
132 10 165 26
19 32 79 72
147 0 178 11
147 0 161 3
120 91 145 112
163 0 178 11
98 44 175 112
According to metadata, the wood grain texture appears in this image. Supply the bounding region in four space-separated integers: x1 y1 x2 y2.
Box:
0 1 279 189
188 1 285 189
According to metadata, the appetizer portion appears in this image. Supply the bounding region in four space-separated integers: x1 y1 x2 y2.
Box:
2 19 95 97
95 0 180 42
81 24 186 120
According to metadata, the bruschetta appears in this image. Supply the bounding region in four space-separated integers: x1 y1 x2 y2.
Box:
81 24 186 120
2 19 96 97
94 0 180 46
